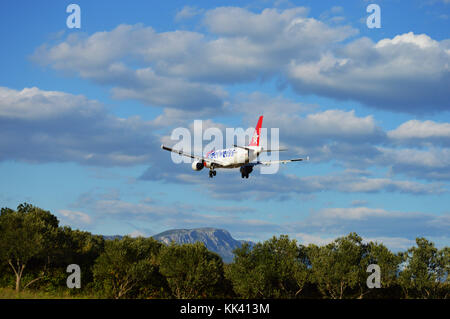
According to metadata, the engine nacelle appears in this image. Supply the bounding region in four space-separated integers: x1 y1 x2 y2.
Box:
192 160 204 171
240 165 253 175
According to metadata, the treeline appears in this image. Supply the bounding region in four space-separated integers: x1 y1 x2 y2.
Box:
0 203 448 299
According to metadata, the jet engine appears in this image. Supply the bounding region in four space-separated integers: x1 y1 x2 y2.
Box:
240 165 253 178
192 160 205 171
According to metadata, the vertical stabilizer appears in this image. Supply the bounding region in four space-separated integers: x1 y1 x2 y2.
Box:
249 116 263 147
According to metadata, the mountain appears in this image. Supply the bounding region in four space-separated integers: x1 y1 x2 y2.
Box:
152 227 253 263
102 235 123 241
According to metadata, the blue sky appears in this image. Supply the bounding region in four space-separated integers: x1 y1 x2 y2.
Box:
0 0 449 250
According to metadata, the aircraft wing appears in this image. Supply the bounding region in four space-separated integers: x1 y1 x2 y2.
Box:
160 145 228 166
254 156 309 166
260 148 288 152
234 144 287 152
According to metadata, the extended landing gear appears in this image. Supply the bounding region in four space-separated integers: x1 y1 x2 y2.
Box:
209 169 217 178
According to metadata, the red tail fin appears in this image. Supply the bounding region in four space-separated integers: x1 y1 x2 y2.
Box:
249 115 263 146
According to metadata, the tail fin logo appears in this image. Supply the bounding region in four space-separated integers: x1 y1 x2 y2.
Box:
249 115 263 146
251 132 259 145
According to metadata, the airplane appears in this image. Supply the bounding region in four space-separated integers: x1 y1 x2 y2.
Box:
161 115 309 178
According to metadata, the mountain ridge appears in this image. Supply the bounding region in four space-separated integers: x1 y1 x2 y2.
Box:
103 227 253 263
152 227 253 263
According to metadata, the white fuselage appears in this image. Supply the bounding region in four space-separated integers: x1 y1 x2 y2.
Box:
204 146 261 169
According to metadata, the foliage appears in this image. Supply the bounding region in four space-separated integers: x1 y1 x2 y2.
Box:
226 235 309 298
398 238 448 298
0 203 448 299
93 236 167 299
0 203 59 291
306 233 369 299
159 242 225 298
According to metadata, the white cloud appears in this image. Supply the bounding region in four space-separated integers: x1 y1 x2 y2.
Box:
141 163 446 200
294 232 336 246
288 33 450 113
175 6 203 21
318 207 389 220
235 95 384 145
377 146 450 180
128 230 146 238
58 209 92 226
363 236 416 251
388 120 450 143
291 206 450 241
376 32 439 49
0 87 102 120
293 232 416 251
32 8 358 108
203 7 308 40
0 86 160 166
32 8 449 114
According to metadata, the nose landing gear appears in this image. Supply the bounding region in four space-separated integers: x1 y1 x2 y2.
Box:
209 169 217 178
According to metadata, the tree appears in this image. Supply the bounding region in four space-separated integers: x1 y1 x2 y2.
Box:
307 233 367 299
399 237 447 298
359 241 402 298
0 204 58 292
438 247 449 298
41 227 105 292
159 242 224 299
226 235 309 298
93 237 165 299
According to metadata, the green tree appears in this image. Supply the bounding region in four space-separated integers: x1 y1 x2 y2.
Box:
226 235 309 298
399 238 447 298
438 247 449 298
359 241 402 298
307 233 367 299
0 203 58 292
93 237 165 299
159 242 224 299
40 227 105 293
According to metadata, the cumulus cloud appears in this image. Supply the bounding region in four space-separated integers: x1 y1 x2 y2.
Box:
128 230 146 238
32 7 449 114
0 86 160 166
70 191 279 240
0 87 103 120
140 164 446 201
58 209 92 226
31 8 357 108
234 93 385 147
377 146 450 180
292 232 416 251
69 191 449 249
290 206 450 240
32 25 227 112
287 33 450 113
388 120 450 146
175 6 204 21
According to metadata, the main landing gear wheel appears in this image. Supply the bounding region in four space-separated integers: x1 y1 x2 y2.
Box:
241 173 249 178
